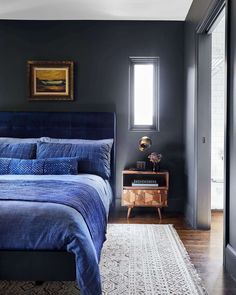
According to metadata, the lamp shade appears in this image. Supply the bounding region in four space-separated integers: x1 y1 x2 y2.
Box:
138 136 152 151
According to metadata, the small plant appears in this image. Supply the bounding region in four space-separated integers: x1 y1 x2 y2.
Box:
148 152 162 163
148 152 162 172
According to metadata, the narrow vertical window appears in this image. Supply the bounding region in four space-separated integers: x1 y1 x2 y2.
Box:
129 57 159 131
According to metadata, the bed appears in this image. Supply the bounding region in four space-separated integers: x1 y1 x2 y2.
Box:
0 112 116 295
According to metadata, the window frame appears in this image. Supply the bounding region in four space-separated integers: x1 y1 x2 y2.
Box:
129 56 159 131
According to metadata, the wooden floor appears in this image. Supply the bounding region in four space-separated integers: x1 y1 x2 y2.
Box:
109 209 236 295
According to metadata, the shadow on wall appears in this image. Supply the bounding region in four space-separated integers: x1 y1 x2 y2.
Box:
160 142 186 212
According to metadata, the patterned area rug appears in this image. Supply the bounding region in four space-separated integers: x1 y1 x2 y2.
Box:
0 224 207 295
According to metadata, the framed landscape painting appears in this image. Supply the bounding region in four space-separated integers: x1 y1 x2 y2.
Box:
28 61 74 100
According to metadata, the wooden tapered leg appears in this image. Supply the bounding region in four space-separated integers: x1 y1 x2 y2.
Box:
157 208 162 219
127 207 132 218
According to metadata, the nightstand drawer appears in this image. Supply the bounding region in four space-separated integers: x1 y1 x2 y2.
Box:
122 189 167 207
122 170 169 218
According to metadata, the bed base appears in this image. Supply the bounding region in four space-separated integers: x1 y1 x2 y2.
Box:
0 251 75 281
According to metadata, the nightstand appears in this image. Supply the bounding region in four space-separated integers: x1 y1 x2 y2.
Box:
121 170 169 219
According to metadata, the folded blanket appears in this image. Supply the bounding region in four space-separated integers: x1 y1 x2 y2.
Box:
0 180 107 295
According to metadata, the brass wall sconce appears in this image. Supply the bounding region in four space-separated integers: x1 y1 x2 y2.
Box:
138 136 152 151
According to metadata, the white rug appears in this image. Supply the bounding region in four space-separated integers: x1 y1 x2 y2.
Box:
101 224 207 295
0 224 207 295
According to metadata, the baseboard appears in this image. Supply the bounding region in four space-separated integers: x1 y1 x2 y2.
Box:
0 251 75 281
225 244 236 281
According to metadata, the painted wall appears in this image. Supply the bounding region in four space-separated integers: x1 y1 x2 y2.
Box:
185 0 236 282
184 0 213 227
0 20 185 211
225 0 236 281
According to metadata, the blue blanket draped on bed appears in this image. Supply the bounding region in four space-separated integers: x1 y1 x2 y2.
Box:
0 180 107 295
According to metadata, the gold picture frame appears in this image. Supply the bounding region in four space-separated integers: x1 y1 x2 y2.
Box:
28 61 74 101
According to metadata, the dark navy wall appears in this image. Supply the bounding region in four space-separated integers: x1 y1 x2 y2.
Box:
0 20 185 211
225 0 236 281
184 0 213 227
185 0 236 282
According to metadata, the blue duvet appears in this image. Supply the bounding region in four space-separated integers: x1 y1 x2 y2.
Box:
0 174 112 295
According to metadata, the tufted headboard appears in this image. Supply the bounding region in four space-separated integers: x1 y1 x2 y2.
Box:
0 111 116 195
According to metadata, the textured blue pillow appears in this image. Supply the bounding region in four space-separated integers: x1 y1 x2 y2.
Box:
0 137 41 143
0 143 36 159
0 158 78 175
37 139 113 179
39 137 109 144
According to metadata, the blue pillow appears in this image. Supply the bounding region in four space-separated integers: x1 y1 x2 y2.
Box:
37 139 113 179
0 137 41 143
39 137 109 144
0 158 78 175
0 143 36 159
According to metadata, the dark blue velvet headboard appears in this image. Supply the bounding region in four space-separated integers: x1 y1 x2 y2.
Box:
0 111 116 193
0 112 115 139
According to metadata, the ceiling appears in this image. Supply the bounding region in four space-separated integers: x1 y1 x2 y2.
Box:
0 0 193 21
